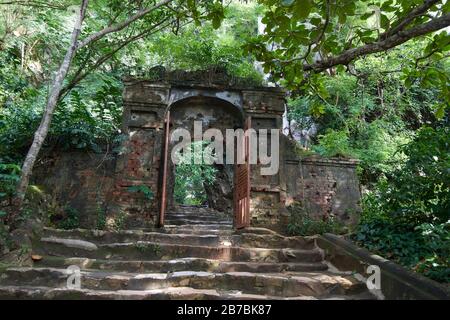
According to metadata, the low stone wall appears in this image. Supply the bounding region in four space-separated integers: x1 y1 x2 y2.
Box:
317 234 450 300
283 136 361 226
32 151 116 228
300 156 361 225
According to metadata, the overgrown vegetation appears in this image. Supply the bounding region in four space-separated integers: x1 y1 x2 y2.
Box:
353 126 449 282
95 205 106 230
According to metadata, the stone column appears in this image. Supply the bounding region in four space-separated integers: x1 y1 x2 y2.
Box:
241 88 287 230
106 80 170 228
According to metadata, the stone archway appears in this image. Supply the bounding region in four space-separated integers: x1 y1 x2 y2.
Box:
161 96 244 215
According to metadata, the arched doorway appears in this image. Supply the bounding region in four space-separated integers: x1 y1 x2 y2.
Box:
158 95 250 228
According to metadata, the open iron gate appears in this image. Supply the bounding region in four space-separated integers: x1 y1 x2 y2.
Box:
159 110 170 227
234 116 251 229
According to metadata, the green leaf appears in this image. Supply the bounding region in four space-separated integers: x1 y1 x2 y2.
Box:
212 16 221 29
434 104 446 119
380 14 390 29
292 0 312 20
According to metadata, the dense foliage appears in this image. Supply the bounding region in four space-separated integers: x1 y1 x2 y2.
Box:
287 40 448 184
353 126 449 282
247 0 449 111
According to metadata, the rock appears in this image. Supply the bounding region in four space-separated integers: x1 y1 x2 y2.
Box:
41 237 98 251
1 249 33 267
9 229 32 250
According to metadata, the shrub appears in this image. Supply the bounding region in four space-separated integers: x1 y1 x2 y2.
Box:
95 205 107 230
286 202 346 236
354 218 449 283
58 207 80 230
313 130 354 158
0 162 21 204
356 127 450 283
365 126 449 225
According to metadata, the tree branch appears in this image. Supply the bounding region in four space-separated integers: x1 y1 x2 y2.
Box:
302 13 450 72
0 0 68 10
381 0 440 39
76 0 172 50
61 18 173 97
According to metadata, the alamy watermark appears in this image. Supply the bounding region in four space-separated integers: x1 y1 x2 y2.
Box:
366 265 381 290
66 265 81 289
170 121 280 175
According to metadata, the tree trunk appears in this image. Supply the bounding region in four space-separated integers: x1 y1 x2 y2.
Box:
11 0 89 218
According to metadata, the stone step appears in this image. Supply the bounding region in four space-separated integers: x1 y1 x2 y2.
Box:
234 233 317 249
168 207 216 214
165 213 232 221
142 226 277 235
164 219 232 226
163 223 233 230
41 228 316 249
33 238 324 263
34 256 329 273
0 268 367 298
149 227 235 235
42 228 224 247
0 285 376 300
0 285 272 300
164 219 233 226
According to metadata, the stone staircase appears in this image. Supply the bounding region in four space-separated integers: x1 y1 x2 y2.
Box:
0 207 377 300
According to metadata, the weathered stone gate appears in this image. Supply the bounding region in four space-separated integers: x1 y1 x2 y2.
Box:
114 71 287 229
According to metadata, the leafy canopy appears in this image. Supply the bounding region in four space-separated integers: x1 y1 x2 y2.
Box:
246 0 449 115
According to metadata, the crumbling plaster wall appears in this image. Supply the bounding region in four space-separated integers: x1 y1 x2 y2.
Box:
283 136 362 226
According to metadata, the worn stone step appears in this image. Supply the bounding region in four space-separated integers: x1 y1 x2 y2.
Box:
42 228 224 247
41 228 316 249
168 207 217 214
33 238 324 263
166 212 231 217
0 285 270 300
163 223 233 230
34 256 329 273
161 227 234 235
0 268 367 298
164 219 233 226
234 233 317 249
159 226 279 236
165 213 232 221
164 219 232 226
0 285 376 300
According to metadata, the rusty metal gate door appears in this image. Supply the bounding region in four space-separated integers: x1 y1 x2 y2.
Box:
159 110 170 227
234 116 251 229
